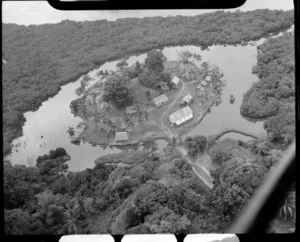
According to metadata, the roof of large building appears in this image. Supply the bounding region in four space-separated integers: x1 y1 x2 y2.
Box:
153 94 169 106
171 76 181 85
170 106 193 126
115 132 129 142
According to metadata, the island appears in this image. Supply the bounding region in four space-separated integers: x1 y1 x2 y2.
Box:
3 9 295 235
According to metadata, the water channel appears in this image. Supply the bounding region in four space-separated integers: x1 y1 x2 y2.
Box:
6 28 294 171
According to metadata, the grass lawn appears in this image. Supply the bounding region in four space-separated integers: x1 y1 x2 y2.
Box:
127 77 158 107
129 121 166 141
79 120 113 145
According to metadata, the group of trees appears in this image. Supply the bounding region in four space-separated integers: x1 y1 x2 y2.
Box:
240 33 295 148
2 145 218 234
102 49 172 109
138 50 172 91
5 131 290 234
102 77 134 108
178 50 202 64
3 9 293 155
4 147 115 234
205 140 275 227
184 135 208 158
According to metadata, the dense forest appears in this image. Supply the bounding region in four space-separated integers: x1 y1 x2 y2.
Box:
4 137 284 234
240 32 295 150
2 9 294 155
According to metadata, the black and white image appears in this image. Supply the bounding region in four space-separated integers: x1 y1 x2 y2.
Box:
2 0 295 235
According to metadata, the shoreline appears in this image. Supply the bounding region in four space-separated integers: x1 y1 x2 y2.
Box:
4 24 293 158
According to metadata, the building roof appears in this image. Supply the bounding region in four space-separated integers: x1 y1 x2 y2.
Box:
183 93 193 103
171 76 181 85
153 94 169 106
115 132 129 142
169 106 193 126
205 75 212 82
126 106 137 114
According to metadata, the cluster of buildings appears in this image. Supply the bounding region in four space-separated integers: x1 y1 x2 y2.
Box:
152 72 215 127
111 71 214 143
152 75 196 127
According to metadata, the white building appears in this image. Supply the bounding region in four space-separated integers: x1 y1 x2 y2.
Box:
182 93 193 105
153 94 169 107
171 76 181 87
169 106 193 126
114 131 129 143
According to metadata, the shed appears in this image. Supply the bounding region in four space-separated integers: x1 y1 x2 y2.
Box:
182 93 193 105
153 94 169 107
114 132 129 143
205 75 213 82
171 76 181 86
126 106 137 115
169 106 193 126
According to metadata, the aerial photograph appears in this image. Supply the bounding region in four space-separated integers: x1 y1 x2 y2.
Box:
2 0 295 235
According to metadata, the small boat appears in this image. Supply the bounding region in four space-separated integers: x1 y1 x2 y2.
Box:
230 94 235 103
70 137 81 145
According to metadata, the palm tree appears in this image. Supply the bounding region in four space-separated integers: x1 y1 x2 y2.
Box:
64 199 80 234
279 190 295 222
33 190 65 233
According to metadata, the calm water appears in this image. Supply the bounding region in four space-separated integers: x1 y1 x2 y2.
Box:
7 27 295 170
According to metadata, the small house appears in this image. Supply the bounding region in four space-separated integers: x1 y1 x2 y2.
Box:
205 75 213 82
169 106 193 126
171 76 181 87
153 94 169 107
126 106 137 115
181 93 193 105
114 131 129 143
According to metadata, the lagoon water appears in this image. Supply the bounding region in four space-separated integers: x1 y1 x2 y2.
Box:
8 31 294 171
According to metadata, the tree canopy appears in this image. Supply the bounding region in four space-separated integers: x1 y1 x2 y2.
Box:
102 77 133 108
184 135 208 157
240 33 295 148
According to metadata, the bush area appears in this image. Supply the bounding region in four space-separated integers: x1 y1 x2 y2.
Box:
4 148 206 234
2 9 293 155
240 33 295 148
5 136 281 234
